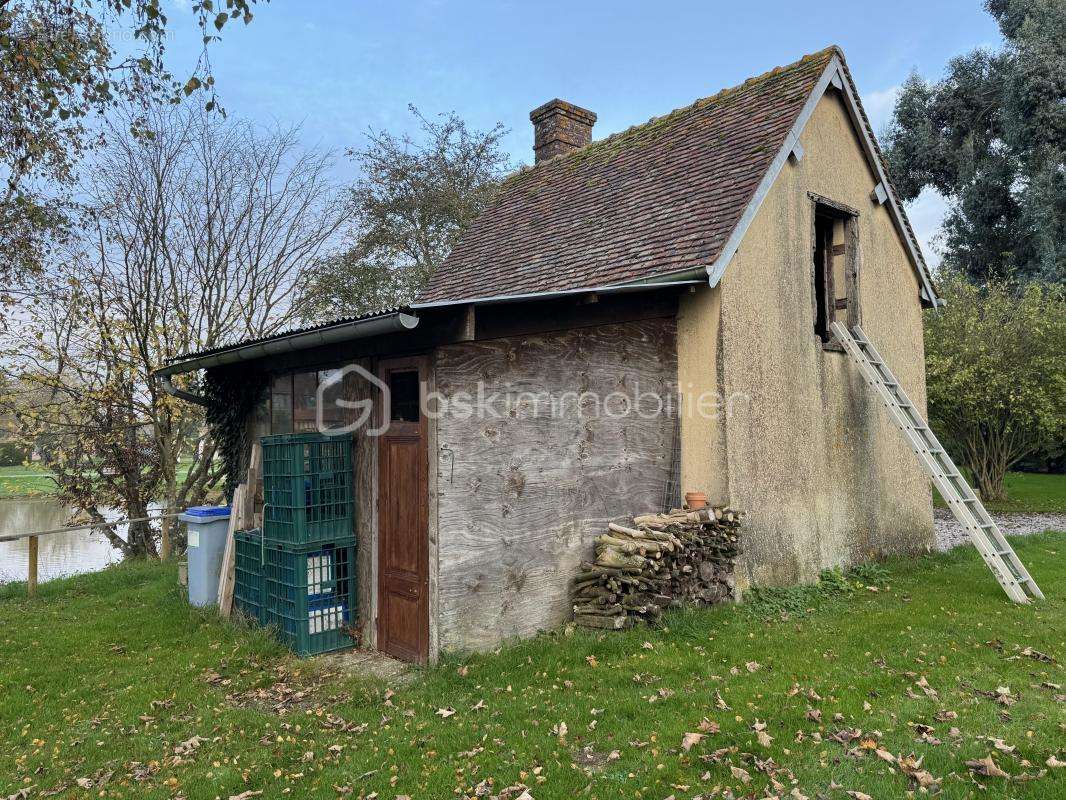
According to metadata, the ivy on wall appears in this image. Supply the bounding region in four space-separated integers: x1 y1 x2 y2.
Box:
203 365 271 497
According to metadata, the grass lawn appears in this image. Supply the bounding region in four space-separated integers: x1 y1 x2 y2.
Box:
1 535 1063 800
0 464 58 499
0 462 198 500
933 471 1066 515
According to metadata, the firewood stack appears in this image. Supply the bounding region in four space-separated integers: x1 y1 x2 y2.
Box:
571 506 743 630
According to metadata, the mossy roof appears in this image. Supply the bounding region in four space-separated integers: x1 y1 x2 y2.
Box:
418 47 838 303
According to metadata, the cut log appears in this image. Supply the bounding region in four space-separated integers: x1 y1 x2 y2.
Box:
594 548 647 570
575 614 632 630
572 504 744 631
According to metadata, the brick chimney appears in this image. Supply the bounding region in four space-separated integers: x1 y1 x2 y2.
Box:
530 99 597 164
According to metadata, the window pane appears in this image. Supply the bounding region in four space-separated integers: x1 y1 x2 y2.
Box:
270 375 293 434
251 391 270 441
292 371 318 433
316 369 346 431
389 370 420 422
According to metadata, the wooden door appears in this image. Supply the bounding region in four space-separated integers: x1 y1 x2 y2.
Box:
376 356 429 663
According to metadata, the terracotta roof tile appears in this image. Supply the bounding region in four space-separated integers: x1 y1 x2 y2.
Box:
418 47 837 303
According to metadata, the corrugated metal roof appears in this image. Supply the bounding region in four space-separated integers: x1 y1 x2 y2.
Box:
167 306 408 364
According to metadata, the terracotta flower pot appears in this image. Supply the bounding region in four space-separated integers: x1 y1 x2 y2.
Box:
684 491 708 510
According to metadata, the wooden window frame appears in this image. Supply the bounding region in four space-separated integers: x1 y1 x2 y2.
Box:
809 192 860 351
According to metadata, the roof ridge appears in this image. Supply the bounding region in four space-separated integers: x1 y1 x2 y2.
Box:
507 45 840 179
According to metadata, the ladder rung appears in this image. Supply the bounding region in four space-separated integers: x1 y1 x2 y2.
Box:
832 321 1043 605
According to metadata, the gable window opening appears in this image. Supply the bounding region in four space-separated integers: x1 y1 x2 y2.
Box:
811 198 857 348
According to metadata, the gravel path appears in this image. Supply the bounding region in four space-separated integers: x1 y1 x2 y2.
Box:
934 508 1066 552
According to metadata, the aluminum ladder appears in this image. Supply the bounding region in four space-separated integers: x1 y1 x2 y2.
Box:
830 322 1043 604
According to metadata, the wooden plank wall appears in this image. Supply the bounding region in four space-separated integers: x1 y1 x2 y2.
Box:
433 317 678 651
339 360 378 647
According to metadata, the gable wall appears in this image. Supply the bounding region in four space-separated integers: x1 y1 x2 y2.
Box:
681 89 934 589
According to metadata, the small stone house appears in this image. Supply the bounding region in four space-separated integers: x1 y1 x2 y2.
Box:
159 46 939 664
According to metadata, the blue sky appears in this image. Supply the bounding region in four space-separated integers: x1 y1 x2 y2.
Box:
165 0 1002 266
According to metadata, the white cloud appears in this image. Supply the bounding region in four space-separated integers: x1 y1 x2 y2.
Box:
862 85 901 136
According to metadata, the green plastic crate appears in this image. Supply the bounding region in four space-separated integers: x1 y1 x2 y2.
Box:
262 539 357 656
261 433 354 547
233 529 265 624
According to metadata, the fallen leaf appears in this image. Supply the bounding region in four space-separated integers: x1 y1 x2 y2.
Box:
1020 646 1054 663
1047 756 1065 768
229 792 263 800
845 792 873 800
173 735 205 756
681 732 704 752
987 737 1016 754
435 707 456 718
965 754 1011 778
698 718 720 733
916 675 938 699
899 753 939 790
745 661 761 673
729 765 751 784
994 686 1017 706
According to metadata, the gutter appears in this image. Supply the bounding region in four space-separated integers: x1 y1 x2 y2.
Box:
160 374 211 407
410 279 703 309
154 313 421 405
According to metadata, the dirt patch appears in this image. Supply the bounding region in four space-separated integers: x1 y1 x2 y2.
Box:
315 648 413 684
572 745 620 773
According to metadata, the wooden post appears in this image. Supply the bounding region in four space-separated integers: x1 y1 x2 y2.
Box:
244 442 262 529
160 515 172 561
27 535 38 598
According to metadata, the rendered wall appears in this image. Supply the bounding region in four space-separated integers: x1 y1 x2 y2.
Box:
682 89 934 589
433 318 677 651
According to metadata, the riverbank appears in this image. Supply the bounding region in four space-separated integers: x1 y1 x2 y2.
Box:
1 532 1062 799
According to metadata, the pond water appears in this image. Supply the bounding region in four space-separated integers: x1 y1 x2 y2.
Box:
0 499 124 583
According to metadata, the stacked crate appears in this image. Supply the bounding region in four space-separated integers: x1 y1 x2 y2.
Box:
233 529 266 624
234 432 357 656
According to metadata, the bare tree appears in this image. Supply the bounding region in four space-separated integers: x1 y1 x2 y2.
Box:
0 107 349 557
298 106 510 320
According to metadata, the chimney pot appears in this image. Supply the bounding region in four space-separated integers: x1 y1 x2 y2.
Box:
530 99 596 164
